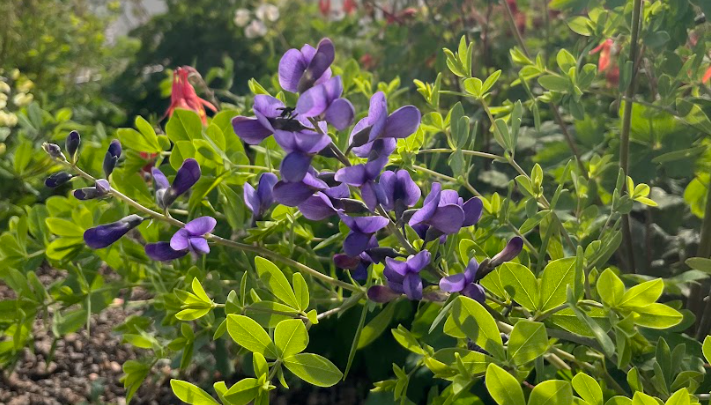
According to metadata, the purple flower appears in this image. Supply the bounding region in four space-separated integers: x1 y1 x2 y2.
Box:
339 213 389 257
84 214 144 249
439 258 486 303
45 172 74 188
298 192 339 220
103 140 122 178
144 216 217 261
408 183 483 235
273 171 329 206
490 237 524 267
152 159 201 208
74 179 111 200
279 38 334 93
244 172 278 221
333 237 378 280
349 92 421 159
383 250 431 300
65 130 80 161
296 76 354 130
334 157 388 211
380 170 420 217
367 285 403 303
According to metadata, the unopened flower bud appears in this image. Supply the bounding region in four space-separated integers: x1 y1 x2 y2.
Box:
42 143 66 161
45 172 73 188
65 131 81 161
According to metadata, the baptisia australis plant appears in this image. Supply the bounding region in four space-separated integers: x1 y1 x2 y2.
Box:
35 31 697 405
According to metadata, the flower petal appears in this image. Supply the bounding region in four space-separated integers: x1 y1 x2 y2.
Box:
409 182 442 227
367 92 388 141
334 164 367 187
244 182 258 214
382 106 421 139
384 257 408 277
257 172 278 212
490 237 524 266
171 158 201 197
145 242 188 261
232 116 273 144
278 48 307 92
344 231 370 257
280 152 313 183
185 216 217 236
298 38 335 92
406 250 431 273
461 284 486 304
429 204 465 235
170 228 191 251
253 95 285 130
298 192 337 220
462 197 484 227
273 181 317 206
295 76 342 117
396 169 421 207
325 98 355 130
352 215 389 234
189 237 210 254
403 273 423 300
440 273 467 293
152 167 170 191
464 258 479 284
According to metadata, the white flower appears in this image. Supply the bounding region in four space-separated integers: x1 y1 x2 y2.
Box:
255 4 280 22
0 99 6 109
0 111 17 127
13 93 33 107
244 19 267 38
0 81 10 94
234 8 251 27
17 79 33 93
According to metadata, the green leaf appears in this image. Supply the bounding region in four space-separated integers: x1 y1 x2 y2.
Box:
539 258 577 312
508 320 548 366
632 304 683 329
450 296 505 359
254 257 300 309
665 388 690 405
292 273 309 311
358 302 397 349
596 268 625 307
117 128 160 154
538 75 570 92
167 109 202 142
392 325 425 355
572 373 603 405
685 257 711 274
283 353 343 387
226 314 277 359
499 263 539 311
224 378 261 405
485 363 525 405
45 218 85 237
702 336 711 364
631 392 660 405
618 279 663 309
464 78 483 97
134 116 162 152
274 319 308 358
528 380 572 405
170 379 220 405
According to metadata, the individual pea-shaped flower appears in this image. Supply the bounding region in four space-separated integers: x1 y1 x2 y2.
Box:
74 179 111 200
279 38 335 93
273 171 329 207
152 159 201 208
489 236 524 267
84 214 145 249
334 156 388 211
380 169 420 219
348 92 421 159
103 140 122 177
45 172 74 188
339 213 389 257
232 95 306 145
244 172 278 222
439 258 486 303
383 250 431 300
295 76 354 130
297 174 353 220
42 143 66 161
409 183 483 235
65 130 80 162
144 216 217 261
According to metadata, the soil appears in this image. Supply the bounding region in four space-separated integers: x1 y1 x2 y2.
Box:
0 267 367 405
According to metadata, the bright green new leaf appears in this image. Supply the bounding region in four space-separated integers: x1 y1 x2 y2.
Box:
499 262 539 311
166 109 202 142
485 364 525 405
665 388 690 405
508 320 548 366
572 373 603 405
170 379 220 405
703 336 711 364
283 353 343 387
631 392 660 405
596 269 625 307
358 302 397 349
451 296 505 359
254 257 300 309
618 279 664 309
528 380 572 405
292 273 309 311
539 258 577 312
632 304 683 329
226 314 278 359
224 378 261 405
274 319 308 358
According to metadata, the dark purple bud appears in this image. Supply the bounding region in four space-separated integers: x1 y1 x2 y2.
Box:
84 214 144 249
334 254 360 269
103 140 122 177
145 242 188 261
490 237 524 267
367 285 401 303
365 247 401 263
163 158 201 207
42 143 66 161
338 198 369 214
65 130 81 161
245 172 278 221
45 172 73 188
74 187 102 200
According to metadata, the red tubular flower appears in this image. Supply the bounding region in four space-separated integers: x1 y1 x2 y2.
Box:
343 0 357 14
703 66 711 84
319 0 330 16
139 152 158 175
590 39 613 73
506 0 526 34
165 67 217 125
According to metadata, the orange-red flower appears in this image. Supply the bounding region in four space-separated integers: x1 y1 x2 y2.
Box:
506 0 526 34
343 0 357 14
703 66 711 84
165 67 217 125
590 39 613 72
319 0 330 16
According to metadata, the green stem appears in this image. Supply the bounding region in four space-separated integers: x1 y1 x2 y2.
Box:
693 179 711 338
